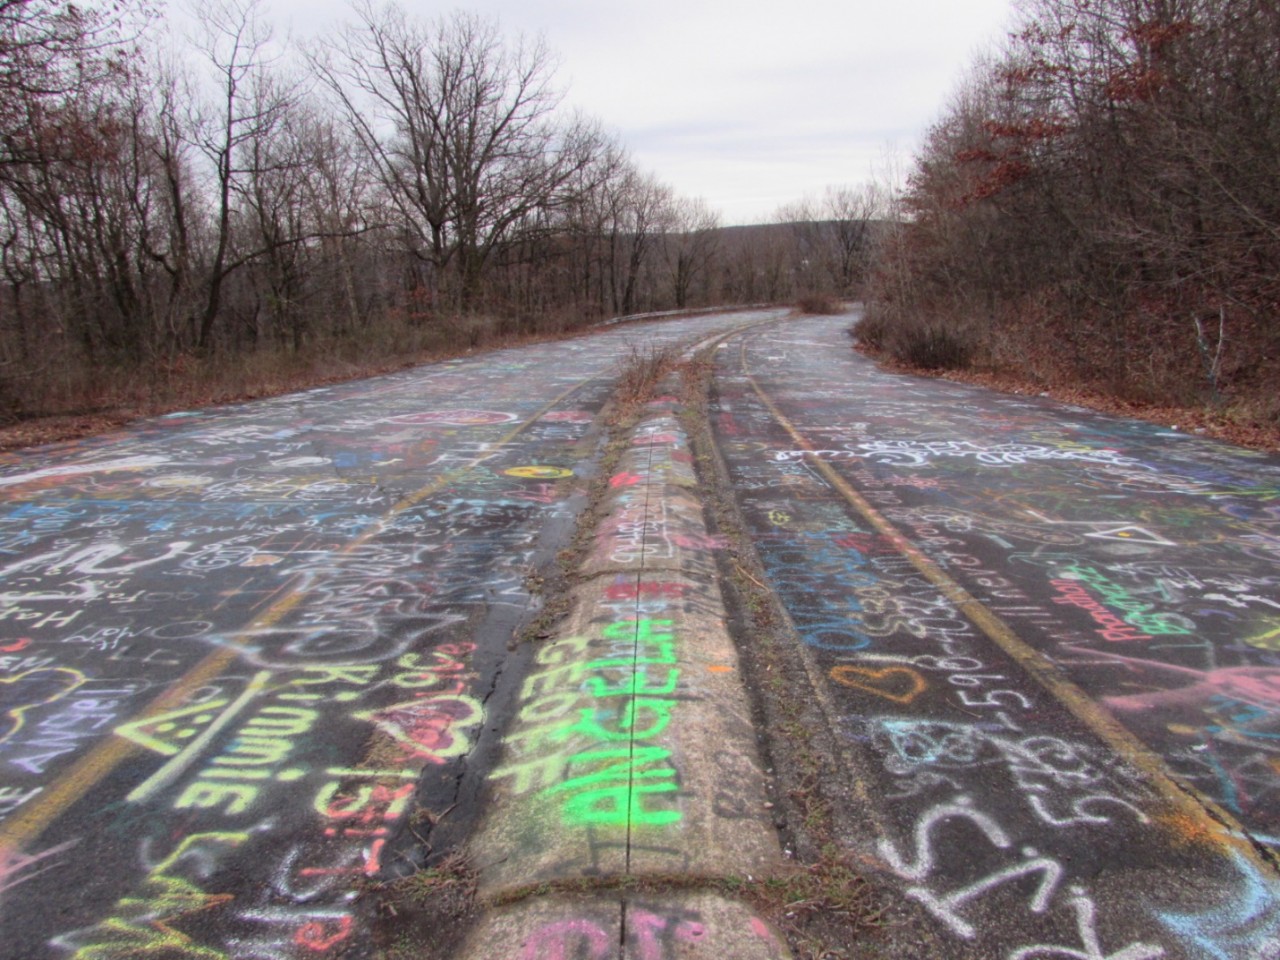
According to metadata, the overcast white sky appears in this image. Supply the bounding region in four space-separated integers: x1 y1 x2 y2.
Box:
267 0 1017 225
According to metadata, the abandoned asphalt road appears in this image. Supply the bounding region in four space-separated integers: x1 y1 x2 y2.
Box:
0 308 783 958
711 312 1280 959
2 306 1280 960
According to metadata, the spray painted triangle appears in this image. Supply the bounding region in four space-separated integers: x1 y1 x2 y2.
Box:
114 699 235 757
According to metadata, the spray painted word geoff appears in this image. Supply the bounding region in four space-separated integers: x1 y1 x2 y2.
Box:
491 618 683 828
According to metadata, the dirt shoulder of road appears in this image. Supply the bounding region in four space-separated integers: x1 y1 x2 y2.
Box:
0 309 763 455
855 342 1280 454
0 339 563 453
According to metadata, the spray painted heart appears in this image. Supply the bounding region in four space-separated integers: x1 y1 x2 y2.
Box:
829 665 927 704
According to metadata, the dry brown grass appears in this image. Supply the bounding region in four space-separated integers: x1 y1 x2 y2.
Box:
857 341 1280 452
854 289 1280 451
612 342 683 411
0 311 595 452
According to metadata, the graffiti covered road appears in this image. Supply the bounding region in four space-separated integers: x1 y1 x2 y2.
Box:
6 302 1280 960
711 311 1280 960
0 308 784 959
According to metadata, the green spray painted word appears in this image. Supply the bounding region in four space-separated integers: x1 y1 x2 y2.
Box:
1062 565 1194 635
490 618 684 827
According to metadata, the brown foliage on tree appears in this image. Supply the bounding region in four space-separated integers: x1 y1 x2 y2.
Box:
867 0 1280 416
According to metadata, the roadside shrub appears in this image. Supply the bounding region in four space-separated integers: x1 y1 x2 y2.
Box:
849 309 888 349
887 318 976 370
854 299 976 371
797 294 845 315
614 343 681 407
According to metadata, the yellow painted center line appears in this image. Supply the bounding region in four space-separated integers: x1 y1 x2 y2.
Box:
0 376 597 856
735 331 1275 869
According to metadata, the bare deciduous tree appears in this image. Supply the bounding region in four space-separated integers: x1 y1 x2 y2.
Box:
663 196 720 309
314 4 606 311
188 0 299 350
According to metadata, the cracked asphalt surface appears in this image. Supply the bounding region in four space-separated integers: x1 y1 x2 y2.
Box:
0 309 782 958
710 311 1280 959
3 305 1280 959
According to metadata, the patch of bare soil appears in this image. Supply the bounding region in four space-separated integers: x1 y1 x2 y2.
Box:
370 852 479 960
859 345 1280 454
0 412 136 451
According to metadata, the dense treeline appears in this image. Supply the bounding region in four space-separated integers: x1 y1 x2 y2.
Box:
0 0 876 422
863 0 1280 417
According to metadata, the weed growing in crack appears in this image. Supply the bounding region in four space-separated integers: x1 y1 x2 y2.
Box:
613 342 682 413
371 852 479 959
